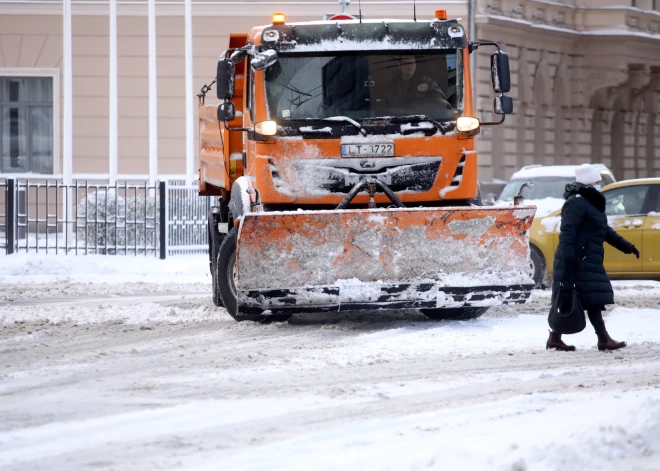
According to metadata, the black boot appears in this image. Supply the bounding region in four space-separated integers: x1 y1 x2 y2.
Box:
586 307 626 351
597 331 627 351
546 330 576 351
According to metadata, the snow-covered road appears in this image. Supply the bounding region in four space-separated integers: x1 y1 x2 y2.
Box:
1 255 660 471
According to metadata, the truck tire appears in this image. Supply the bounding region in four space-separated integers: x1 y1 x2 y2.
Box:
208 215 223 307
216 228 291 324
207 223 214 275
211 242 223 308
530 245 547 288
420 307 489 320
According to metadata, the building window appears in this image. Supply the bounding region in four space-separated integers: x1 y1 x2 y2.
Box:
0 76 54 174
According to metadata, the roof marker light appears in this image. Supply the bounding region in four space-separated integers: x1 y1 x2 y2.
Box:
328 14 355 21
435 10 447 20
272 13 285 25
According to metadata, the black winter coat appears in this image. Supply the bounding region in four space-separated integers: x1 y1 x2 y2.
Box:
551 183 635 308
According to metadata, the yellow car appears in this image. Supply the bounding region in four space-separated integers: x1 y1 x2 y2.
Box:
529 178 660 286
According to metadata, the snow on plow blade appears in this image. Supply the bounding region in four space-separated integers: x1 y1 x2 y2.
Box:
235 207 536 315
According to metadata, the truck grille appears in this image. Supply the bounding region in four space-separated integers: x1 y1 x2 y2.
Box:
269 158 442 194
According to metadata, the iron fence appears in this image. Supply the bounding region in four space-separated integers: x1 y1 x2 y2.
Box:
1 177 212 258
166 180 212 256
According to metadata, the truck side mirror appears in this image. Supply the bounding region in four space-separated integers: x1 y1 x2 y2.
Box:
217 102 235 121
491 52 511 94
494 95 513 115
216 58 235 100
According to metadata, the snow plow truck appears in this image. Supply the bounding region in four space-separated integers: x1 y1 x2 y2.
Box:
198 10 536 323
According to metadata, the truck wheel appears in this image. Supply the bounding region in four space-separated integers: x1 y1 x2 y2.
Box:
211 248 223 307
420 307 489 320
216 228 291 324
207 223 214 275
208 217 223 307
530 245 546 288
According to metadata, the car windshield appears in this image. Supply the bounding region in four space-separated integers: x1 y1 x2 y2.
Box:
264 51 462 122
499 177 575 202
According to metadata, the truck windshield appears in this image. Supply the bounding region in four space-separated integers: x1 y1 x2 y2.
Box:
264 51 462 122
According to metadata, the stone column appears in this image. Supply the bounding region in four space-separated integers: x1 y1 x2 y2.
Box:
591 109 604 165
491 122 505 180
645 66 660 177
647 113 657 177
516 104 528 169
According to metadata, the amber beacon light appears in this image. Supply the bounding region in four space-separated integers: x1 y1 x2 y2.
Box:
435 9 447 20
272 13 286 24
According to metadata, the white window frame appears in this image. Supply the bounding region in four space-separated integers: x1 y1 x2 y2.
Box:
0 67 60 176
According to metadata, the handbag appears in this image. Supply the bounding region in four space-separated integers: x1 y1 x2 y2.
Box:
548 273 586 335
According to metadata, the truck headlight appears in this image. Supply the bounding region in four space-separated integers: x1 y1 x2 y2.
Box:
255 120 277 136
456 117 480 132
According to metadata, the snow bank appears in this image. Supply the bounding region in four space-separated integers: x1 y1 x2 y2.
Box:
0 301 220 325
0 254 210 285
534 280 660 300
192 389 660 471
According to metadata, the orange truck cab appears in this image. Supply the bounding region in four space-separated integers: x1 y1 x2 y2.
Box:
198 11 536 323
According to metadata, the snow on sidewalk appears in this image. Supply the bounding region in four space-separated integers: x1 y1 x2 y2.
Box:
0 253 211 284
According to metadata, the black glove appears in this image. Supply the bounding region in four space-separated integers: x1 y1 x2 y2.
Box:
629 246 640 259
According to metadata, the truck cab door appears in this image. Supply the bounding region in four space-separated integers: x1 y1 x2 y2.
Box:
603 184 651 275
643 185 660 275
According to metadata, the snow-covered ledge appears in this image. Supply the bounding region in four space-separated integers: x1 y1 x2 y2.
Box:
479 0 660 38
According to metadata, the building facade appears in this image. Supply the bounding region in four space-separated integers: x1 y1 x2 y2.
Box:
1 0 659 183
475 0 660 181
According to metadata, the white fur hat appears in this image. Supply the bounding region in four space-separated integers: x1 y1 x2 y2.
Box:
575 164 601 185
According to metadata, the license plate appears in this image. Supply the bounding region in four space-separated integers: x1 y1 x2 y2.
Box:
341 143 394 158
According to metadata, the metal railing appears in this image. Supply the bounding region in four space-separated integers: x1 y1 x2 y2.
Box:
167 180 212 255
1 177 211 258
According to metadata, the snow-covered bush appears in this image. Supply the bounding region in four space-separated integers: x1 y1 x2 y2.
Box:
76 188 159 254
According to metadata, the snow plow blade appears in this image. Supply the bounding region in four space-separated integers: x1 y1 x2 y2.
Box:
235 207 536 315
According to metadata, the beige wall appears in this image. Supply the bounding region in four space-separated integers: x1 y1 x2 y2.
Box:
0 1 469 178
1 0 660 184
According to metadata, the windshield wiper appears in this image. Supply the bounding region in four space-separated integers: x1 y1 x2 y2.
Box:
388 115 455 135
301 116 368 136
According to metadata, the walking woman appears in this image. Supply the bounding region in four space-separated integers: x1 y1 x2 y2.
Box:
546 164 640 352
